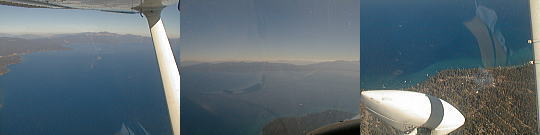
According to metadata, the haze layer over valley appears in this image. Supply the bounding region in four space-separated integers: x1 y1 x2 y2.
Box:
181 61 360 135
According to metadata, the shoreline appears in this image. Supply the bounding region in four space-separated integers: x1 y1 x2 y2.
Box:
0 48 70 76
0 55 22 75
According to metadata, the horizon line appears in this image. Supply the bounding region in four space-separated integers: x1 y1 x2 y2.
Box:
0 31 181 39
181 59 360 65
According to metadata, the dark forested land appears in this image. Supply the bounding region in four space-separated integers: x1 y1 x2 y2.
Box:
361 64 537 134
262 110 355 135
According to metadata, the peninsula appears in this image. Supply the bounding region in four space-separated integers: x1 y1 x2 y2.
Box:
0 37 69 75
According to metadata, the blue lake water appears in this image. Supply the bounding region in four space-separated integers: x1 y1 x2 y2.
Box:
360 0 533 89
0 43 172 135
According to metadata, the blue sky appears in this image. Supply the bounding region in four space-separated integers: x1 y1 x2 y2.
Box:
0 4 180 38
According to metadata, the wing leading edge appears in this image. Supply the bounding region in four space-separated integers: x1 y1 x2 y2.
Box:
0 0 178 13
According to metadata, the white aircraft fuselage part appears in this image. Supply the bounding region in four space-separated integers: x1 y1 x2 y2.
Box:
361 90 465 135
529 0 540 132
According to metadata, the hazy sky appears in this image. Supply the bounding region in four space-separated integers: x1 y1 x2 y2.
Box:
0 0 359 63
180 0 359 63
0 4 180 38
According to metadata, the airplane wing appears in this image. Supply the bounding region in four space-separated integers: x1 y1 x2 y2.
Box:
0 0 178 13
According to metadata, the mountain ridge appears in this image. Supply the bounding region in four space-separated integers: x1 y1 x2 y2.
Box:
182 61 359 72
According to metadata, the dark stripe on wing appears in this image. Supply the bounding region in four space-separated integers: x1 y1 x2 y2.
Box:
421 95 444 129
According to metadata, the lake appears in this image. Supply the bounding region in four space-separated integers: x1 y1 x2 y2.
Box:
0 43 172 135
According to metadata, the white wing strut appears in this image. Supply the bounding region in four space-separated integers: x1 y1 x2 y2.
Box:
143 9 180 135
529 0 540 133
